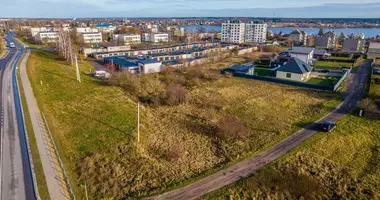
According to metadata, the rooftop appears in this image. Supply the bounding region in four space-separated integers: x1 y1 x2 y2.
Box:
277 58 312 74
286 47 315 55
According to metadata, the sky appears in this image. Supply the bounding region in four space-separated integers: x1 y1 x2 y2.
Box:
2 0 380 18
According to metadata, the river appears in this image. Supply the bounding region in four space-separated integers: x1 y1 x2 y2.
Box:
181 25 380 38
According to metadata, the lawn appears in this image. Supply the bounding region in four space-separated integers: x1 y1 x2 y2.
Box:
307 76 340 86
329 56 352 61
202 114 380 199
315 60 353 69
254 67 271 76
27 50 343 199
370 74 380 102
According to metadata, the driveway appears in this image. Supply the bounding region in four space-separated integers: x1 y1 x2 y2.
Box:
146 61 371 200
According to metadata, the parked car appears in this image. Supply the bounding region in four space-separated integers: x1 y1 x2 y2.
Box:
373 68 380 74
321 121 337 132
318 69 331 73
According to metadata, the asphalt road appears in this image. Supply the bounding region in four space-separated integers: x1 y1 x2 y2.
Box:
0 33 35 200
148 62 371 200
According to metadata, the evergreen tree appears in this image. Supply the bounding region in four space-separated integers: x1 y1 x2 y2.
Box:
318 28 324 36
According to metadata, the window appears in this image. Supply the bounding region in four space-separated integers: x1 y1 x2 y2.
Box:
286 73 292 78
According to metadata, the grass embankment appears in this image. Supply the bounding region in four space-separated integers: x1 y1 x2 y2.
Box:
15 37 46 48
202 114 380 199
315 60 353 69
28 50 342 199
17 54 50 200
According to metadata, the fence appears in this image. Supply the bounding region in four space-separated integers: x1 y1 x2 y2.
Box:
364 111 380 119
233 68 351 92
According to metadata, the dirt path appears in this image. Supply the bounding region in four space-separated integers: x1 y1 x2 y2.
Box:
147 63 371 200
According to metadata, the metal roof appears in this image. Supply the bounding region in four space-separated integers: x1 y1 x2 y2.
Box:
277 58 312 74
286 47 315 55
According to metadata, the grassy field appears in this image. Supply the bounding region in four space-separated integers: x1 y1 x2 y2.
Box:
202 114 380 200
16 55 50 200
27 50 343 199
370 74 380 103
315 60 353 69
329 56 352 61
307 76 340 86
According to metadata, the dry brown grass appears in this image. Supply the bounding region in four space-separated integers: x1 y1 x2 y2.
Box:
28 50 342 199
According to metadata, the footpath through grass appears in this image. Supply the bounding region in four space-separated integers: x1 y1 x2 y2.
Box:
27 50 343 199
17 53 50 200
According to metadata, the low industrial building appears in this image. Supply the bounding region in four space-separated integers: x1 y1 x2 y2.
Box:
103 57 162 74
81 45 131 57
95 24 116 32
276 58 313 82
80 32 102 44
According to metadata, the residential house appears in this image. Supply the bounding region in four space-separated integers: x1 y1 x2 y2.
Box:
343 38 365 53
276 58 313 82
285 47 315 65
80 32 102 44
289 29 307 46
315 31 336 49
225 63 255 75
313 49 331 60
367 42 380 60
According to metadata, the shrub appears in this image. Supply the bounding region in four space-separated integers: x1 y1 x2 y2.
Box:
216 116 248 140
164 84 190 105
108 71 139 94
358 98 378 112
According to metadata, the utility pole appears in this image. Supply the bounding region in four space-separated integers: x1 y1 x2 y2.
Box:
75 55 81 83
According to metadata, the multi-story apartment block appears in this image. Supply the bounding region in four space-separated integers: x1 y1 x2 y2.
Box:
142 33 169 43
30 27 54 37
76 27 99 34
117 34 141 45
80 32 103 44
34 31 59 43
342 38 365 53
289 29 307 46
315 31 336 49
221 20 246 43
244 21 267 43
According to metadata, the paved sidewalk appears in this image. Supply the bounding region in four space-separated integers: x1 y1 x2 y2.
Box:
19 50 70 200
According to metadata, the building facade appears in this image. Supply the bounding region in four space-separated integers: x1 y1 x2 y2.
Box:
289 29 307 46
80 32 103 44
244 21 267 43
342 38 365 53
367 42 380 60
76 27 99 33
142 33 169 43
221 20 246 43
117 34 141 45
315 31 336 49
34 31 59 43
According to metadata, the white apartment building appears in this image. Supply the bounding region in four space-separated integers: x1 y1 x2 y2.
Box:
221 20 246 43
80 32 103 44
117 34 141 44
142 33 169 43
34 31 59 43
76 27 99 33
244 21 267 43
30 27 54 37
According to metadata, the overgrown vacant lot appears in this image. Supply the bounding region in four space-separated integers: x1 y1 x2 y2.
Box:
202 114 380 200
28 50 342 199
